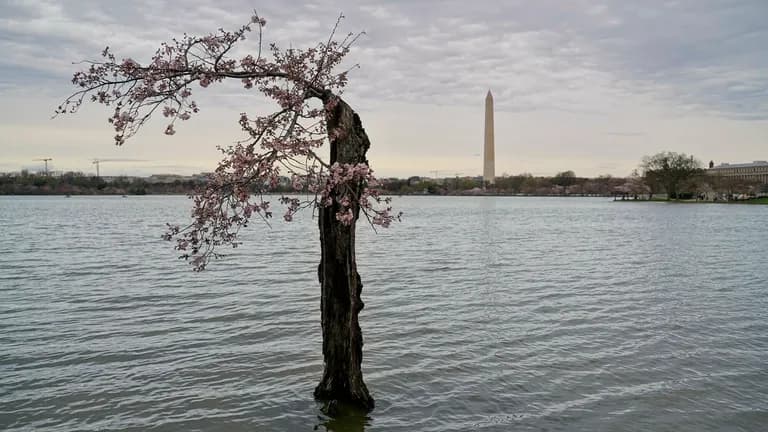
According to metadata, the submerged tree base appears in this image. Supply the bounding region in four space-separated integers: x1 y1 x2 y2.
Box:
316 399 372 430
315 383 375 412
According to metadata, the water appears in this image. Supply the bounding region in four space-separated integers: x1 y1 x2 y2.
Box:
1 195 767 431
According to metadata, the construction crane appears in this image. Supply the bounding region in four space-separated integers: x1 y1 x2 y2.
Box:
33 158 53 175
429 170 460 179
92 158 147 178
430 169 477 179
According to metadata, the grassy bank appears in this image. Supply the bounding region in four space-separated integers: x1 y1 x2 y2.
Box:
616 197 768 205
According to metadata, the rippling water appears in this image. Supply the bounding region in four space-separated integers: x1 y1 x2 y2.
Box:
1 195 767 431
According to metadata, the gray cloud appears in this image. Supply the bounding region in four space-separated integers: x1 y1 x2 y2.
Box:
0 0 766 120
605 132 645 137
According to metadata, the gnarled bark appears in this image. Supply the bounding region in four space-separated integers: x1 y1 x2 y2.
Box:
313 95 374 410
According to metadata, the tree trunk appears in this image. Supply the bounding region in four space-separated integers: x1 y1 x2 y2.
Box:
313 94 374 411
667 183 676 200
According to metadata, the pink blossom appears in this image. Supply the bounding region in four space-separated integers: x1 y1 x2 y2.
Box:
121 58 139 69
250 15 267 26
335 209 354 225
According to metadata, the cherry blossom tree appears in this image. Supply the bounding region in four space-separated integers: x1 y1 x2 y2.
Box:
57 12 399 410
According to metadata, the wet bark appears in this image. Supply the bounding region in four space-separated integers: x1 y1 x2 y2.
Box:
313 93 374 411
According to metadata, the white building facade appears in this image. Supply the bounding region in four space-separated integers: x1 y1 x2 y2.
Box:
707 161 768 184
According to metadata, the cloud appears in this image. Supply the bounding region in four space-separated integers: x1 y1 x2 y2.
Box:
1 0 765 119
605 132 645 137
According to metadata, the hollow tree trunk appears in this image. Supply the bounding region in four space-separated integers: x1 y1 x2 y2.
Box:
313 94 374 410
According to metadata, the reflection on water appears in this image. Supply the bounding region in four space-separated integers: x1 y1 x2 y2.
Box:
316 401 370 432
1 196 767 431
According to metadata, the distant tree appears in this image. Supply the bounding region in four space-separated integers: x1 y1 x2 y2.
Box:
494 174 527 193
58 13 399 410
677 173 706 199
626 169 650 198
640 152 703 200
579 175 614 196
553 170 576 185
453 177 477 191
553 170 576 194
710 175 762 200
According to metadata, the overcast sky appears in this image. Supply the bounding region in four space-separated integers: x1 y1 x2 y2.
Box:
1 0 766 178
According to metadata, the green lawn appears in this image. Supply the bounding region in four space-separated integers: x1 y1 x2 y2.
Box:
618 197 768 205
740 197 768 204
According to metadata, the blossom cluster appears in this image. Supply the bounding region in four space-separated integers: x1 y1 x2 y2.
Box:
319 163 399 228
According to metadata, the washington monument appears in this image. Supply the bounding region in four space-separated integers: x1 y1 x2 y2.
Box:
484 90 495 185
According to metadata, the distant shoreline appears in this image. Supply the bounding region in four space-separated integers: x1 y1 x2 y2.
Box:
3 192 767 204
0 191 613 198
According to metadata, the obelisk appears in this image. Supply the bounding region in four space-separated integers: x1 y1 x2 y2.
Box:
483 90 495 185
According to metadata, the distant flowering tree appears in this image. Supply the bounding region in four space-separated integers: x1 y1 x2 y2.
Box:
58 12 399 410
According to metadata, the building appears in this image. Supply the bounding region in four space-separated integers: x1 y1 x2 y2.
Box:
483 90 495 185
707 161 768 184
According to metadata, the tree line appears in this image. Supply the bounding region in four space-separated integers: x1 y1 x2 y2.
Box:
0 171 202 195
5 152 765 199
634 152 766 200
378 152 767 200
379 172 628 196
